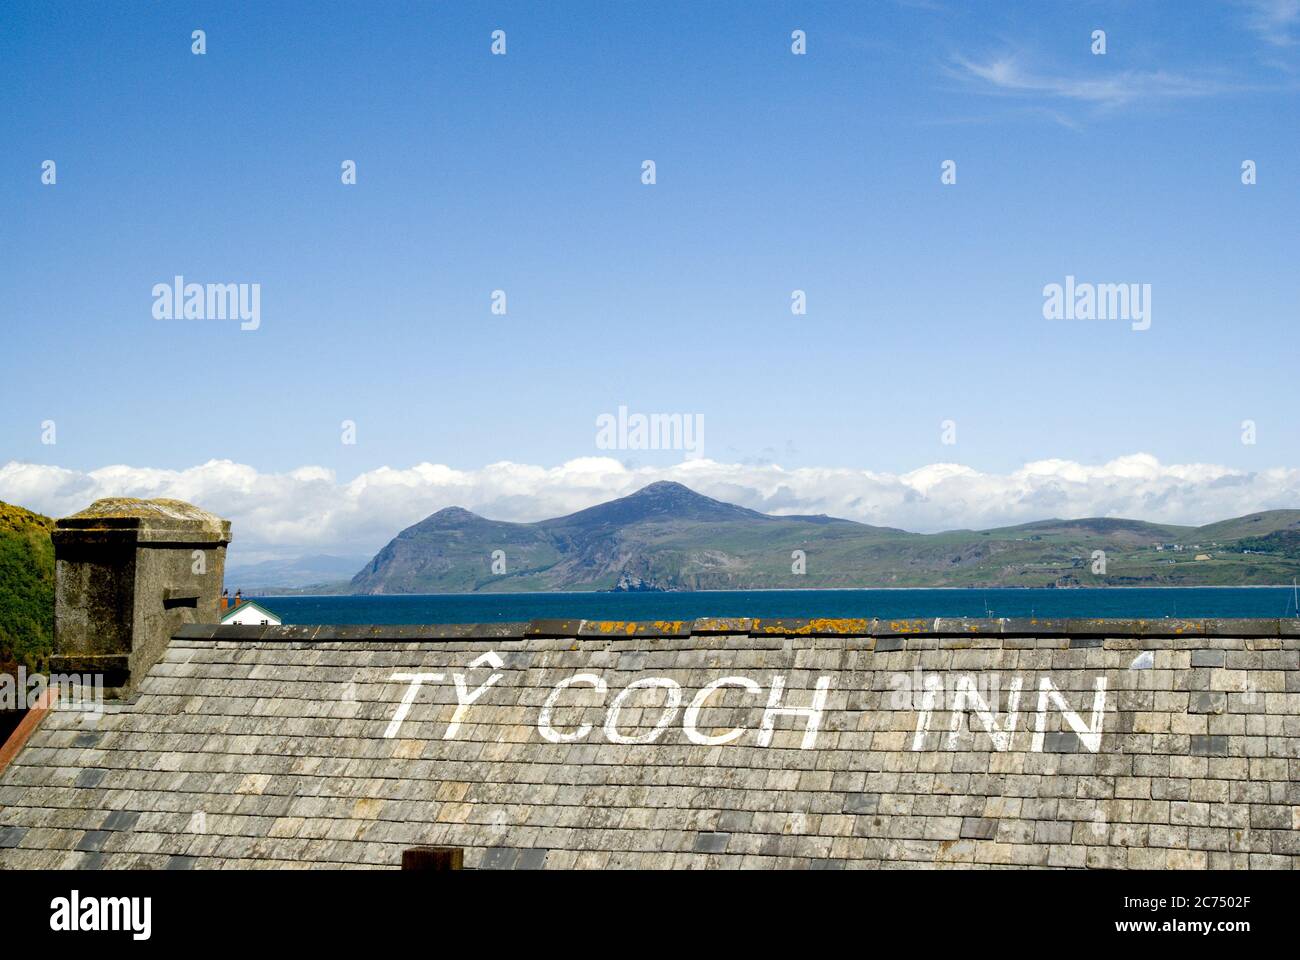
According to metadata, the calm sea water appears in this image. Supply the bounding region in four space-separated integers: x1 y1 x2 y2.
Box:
254 587 1300 625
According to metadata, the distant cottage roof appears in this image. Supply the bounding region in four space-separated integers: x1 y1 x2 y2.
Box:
219 600 280 624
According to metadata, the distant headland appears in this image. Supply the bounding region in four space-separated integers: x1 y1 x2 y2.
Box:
305 482 1300 595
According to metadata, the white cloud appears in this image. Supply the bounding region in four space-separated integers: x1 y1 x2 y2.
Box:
949 54 1233 109
1240 0 1300 47
3 454 1298 565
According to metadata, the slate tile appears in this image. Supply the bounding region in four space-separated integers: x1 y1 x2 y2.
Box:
480 846 520 870
74 768 106 789
717 810 754 833
1190 692 1228 715
102 810 140 832
1042 732 1081 753
1190 736 1229 757
959 818 997 840
75 831 110 853
514 848 549 870
692 832 730 854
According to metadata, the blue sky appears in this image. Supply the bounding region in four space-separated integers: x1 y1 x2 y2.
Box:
3 1 1300 553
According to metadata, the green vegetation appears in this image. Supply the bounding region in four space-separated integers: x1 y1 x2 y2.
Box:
0 501 55 673
1224 530 1300 561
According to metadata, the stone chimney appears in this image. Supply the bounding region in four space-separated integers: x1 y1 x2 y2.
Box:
51 498 231 697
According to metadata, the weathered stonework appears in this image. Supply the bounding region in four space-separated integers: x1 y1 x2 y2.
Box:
51 498 231 696
1 618 1297 869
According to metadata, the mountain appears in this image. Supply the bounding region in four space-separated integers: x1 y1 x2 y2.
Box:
349 482 1300 593
351 507 562 594
224 554 371 593
0 501 56 672
551 481 771 526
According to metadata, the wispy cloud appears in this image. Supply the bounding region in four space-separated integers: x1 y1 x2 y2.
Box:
1240 0 1300 47
4 455 1299 564
948 54 1234 110
919 103 1083 131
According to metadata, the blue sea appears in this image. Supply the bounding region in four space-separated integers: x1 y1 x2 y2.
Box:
255 588 1300 625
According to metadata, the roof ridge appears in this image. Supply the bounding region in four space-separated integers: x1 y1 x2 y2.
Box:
174 615 1300 642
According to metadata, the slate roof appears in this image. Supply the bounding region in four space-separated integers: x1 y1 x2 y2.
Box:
1 618 1297 869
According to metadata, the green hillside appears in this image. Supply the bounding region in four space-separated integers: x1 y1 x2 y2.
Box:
0 501 56 673
1192 510 1300 541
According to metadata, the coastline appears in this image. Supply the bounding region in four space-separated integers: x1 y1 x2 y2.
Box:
255 583 1300 598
